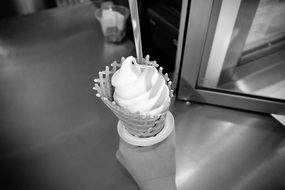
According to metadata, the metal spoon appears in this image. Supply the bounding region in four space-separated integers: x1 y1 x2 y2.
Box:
128 0 143 64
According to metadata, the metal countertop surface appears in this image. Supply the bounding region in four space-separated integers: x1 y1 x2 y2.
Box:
1 3 285 190
173 102 285 190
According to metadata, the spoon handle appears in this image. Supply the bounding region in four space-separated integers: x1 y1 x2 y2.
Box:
128 0 143 64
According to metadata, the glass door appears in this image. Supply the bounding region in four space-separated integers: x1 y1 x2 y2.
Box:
176 0 285 114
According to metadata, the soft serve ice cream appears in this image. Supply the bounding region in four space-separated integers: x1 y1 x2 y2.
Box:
111 56 170 116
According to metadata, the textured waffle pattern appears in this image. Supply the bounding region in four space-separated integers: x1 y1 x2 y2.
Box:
93 55 173 138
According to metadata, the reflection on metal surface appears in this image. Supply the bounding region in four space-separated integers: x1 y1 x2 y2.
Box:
254 79 285 100
176 163 197 187
235 80 252 93
176 120 234 188
174 101 285 190
228 60 285 99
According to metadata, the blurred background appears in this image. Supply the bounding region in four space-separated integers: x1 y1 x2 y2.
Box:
0 0 181 76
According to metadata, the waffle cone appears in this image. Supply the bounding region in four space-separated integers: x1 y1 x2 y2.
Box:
93 55 173 138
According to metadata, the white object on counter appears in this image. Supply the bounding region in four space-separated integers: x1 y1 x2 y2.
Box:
101 9 125 32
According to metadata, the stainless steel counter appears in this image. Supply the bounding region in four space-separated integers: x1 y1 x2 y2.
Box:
173 102 285 190
1 3 285 190
0 3 137 190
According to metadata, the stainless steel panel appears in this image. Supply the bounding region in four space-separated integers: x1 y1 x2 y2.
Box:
174 101 285 190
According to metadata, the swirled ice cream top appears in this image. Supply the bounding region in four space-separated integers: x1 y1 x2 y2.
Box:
111 56 170 115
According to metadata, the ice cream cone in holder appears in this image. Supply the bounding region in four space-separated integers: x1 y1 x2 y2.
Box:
94 55 177 190
93 55 174 139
